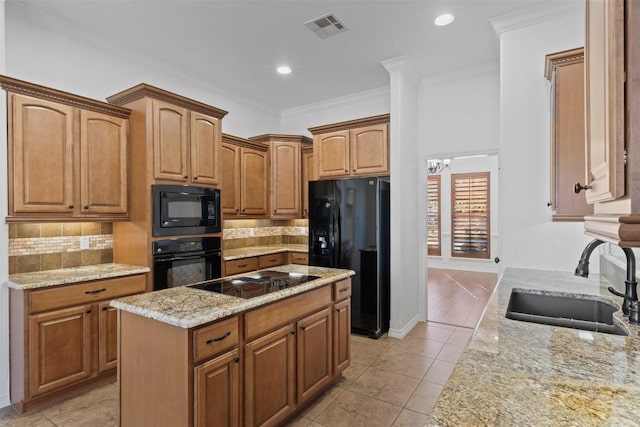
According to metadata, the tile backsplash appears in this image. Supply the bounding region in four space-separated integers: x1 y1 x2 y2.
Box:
9 222 114 274
223 219 308 250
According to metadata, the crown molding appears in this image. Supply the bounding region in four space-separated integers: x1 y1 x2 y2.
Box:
308 113 390 135
490 1 584 36
544 47 584 80
421 62 499 88
249 134 312 145
381 56 420 85
222 133 269 151
280 85 389 118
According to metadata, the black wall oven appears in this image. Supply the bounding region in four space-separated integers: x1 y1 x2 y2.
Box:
152 184 221 237
153 237 222 290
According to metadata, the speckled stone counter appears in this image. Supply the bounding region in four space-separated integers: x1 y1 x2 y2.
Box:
223 244 308 261
7 263 150 290
111 264 354 329
428 268 640 426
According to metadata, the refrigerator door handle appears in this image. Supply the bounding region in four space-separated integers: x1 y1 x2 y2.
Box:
334 203 341 267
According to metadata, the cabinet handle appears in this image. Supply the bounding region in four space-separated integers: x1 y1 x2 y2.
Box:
233 357 240 363
238 263 247 268
206 331 231 344
84 205 89 209
339 288 349 293
290 330 296 335
68 205 74 209
85 288 107 295
574 182 592 193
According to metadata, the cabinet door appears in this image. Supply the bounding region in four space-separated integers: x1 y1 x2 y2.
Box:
29 304 93 397
10 94 75 214
350 124 389 176
314 130 350 178
244 324 295 427
98 301 118 373
240 147 268 216
152 99 189 182
194 349 240 427
584 0 625 203
80 110 128 214
191 112 221 186
333 299 351 375
297 307 332 404
301 149 315 218
270 141 300 217
220 143 241 215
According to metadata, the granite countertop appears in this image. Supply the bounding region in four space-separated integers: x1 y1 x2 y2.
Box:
7 263 150 290
111 264 354 329
428 268 640 426
223 244 308 261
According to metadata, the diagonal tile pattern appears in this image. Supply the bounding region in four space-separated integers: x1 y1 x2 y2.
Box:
0 322 471 427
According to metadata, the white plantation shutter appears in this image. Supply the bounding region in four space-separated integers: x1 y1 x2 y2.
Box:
427 175 441 256
451 172 490 259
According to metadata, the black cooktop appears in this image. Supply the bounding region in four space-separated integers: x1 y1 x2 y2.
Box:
188 270 320 299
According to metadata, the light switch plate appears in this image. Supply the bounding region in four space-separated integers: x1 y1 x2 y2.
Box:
80 236 90 250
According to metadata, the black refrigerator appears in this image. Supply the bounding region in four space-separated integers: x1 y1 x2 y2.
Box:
309 177 390 338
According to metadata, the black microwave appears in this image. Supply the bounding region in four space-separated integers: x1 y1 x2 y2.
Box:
152 184 221 236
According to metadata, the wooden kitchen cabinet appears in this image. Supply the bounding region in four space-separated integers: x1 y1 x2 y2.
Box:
0 76 131 221
288 252 309 265
250 134 313 219
301 145 316 218
221 134 269 217
194 349 241 427
152 99 189 182
244 324 297 427
296 307 332 404
29 304 93 397
582 0 640 246
310 114 390 179
258 253 286 269
9 273 146 412
544 48 593 221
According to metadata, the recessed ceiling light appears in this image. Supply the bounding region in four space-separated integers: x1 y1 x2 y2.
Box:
277 66 292 75
434 13 454 26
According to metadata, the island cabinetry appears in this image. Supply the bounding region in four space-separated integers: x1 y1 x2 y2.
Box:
309 114 390 179
249 134 313 219
221 134 269 217
0 75 131 221
194 349 241 427
582 0 640 245
10 273 146 412
296 307 332 404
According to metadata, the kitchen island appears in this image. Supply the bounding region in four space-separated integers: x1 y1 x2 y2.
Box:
428 268 640 426
111 264 354 427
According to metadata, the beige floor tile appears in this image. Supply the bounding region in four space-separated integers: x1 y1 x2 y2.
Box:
39 382 117 426
347 369 420 407
371 349 435 379
436 342 467 363
0 407 55 427
314 389 402 427
391 408 430 426
447 329 473 346
338 361 370 388
284 414 313 426
350 341 385 365
406 324 455 343
404 380 444 415
388 337 445 359
422 360 456 386
299 385 345 420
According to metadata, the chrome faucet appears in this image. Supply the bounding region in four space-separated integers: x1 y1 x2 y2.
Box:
575 239 639 321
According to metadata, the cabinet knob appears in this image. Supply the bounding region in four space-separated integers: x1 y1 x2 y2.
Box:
273 209 277 213
290 330 296 335
236 209 240 213
184 175 188 179
242 209 246 212
546 202 552 207
574 182 592 194
86 309 92 314
68 205 74 209
344 169 348 173
193 177 198 180
233 357 240 363
353 169 356 172
84 205 89 210
102 306 109 311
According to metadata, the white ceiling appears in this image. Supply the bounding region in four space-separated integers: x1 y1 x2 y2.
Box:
15 0 571 111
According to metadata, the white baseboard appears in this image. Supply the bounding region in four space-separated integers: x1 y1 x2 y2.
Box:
388 314 420 339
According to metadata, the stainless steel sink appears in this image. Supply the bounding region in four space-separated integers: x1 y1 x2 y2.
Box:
505 289 628 336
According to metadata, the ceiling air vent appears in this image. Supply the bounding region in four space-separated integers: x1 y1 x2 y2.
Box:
304 13 349 39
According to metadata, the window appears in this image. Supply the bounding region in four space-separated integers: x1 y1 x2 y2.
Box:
451 172 490 259
427 175 441 256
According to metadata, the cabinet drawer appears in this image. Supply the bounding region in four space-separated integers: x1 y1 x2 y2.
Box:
288 252 308 265
333 279 352 301
245 285 332 341
30 274 146 314
193 316 239 363
258 253 286 269
225 257 258 276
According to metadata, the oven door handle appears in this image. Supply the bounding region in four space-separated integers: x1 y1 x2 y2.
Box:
154 253 209 263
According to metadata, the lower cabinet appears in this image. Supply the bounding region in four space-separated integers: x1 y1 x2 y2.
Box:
297 307 332 404
194 349 241 427
98 301 118 373
333 298 351 374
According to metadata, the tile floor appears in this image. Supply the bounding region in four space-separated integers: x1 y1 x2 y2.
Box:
0 322 472 427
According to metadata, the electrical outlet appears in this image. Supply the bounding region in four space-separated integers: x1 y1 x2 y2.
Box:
249 228 255 237
80 236 90 250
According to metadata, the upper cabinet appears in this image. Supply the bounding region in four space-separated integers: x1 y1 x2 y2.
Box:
544 48 593 221
309 114 390 179
220 134 269 218
582 0 640 246
249 134 312 219
301 145 316 218
107 84 226 187
1 75 131 222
